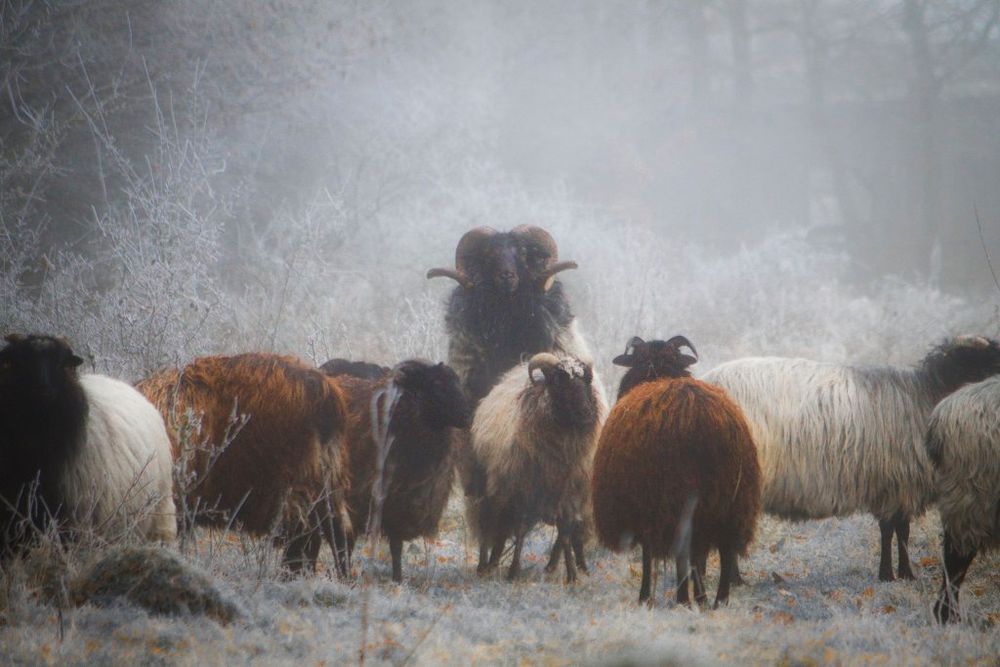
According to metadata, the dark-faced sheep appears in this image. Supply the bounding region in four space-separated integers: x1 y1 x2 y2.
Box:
468 353 608 582
702 335 1000 584
137 353 351 575
0 334 175 554
325 360 468 583
592 336 761 607
426 226 590 407
925 376 1000 623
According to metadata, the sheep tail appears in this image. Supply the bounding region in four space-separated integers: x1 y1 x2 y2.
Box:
669 494 698 561
366 379 403 539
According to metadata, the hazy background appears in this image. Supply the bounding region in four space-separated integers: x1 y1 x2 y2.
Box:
3 0 1000 380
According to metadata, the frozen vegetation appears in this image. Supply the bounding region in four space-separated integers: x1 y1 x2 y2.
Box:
3 1 1000 664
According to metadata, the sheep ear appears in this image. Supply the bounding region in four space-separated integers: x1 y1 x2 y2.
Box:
678 354 698 368
66 354 84 368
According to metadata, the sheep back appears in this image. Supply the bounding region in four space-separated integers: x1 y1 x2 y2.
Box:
592 377 760 559
702 357 937 521
137 354 349 536
926 376 1000 553
62 375 177 542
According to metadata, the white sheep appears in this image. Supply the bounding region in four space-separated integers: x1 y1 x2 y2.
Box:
702 335 1000 583
925 376 1000 622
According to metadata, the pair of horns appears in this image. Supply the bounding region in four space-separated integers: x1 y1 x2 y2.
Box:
426 226 577 290
613 335 698 367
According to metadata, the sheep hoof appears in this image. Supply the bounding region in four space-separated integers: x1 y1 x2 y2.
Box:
477 563 496 577
544 562 558 574
897 564 916 581
878 571 895 582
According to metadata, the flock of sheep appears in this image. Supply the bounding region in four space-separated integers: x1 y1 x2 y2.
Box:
1 224 999 626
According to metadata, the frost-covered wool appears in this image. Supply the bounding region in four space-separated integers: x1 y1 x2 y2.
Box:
137 353 351 574
592 337 760 606
925 376 1000 622
328 360 468 583
0 334 175 553
702 335 1000 582
467 353 608 582
427 226 591 407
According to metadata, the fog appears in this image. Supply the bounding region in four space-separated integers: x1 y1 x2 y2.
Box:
4 3 1000 663
3 1 1000 376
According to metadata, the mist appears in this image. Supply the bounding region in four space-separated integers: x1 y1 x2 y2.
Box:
3 3 1000 663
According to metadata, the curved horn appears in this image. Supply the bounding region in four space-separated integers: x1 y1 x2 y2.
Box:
4 333 26 345
542 260 580 292
527 352 561 382
664 335 698 360
613 337 645 367
512 225 559 264
455 226 499 277
426 267 474 289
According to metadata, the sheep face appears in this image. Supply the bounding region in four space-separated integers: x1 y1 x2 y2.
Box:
427 226 578 295
922 335 1000 394
613 335 698 399
0 334 83 401
529 355 598 433
394 361 469 430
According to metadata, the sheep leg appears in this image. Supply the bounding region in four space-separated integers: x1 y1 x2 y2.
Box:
730 550 745 586
477 539 491 574
562 534 577 583
893 514 915 580
694 551 707 581
877 518 895 581
571 520 588 574
481 530 505 574
639 542 653 603
389 535 404 583
544 527 564 574
933 531 977 623
715 545 734 608
691 545 708 606
675 551 692 607
330 515 351 579
507 528 526 581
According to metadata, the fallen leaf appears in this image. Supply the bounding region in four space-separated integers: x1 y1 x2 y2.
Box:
771 611 794 625
920 556 940 567
881 605 896 614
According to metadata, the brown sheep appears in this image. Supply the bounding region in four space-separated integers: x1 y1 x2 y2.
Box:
592 336 761 607
328 360 468 583
137 353 351 575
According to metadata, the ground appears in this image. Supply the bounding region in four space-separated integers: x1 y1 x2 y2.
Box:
1 499 997 666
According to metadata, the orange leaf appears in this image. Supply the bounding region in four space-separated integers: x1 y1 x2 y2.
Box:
881 605 896 614
771 611 795 625
861 586 874 598
919 556 940 567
